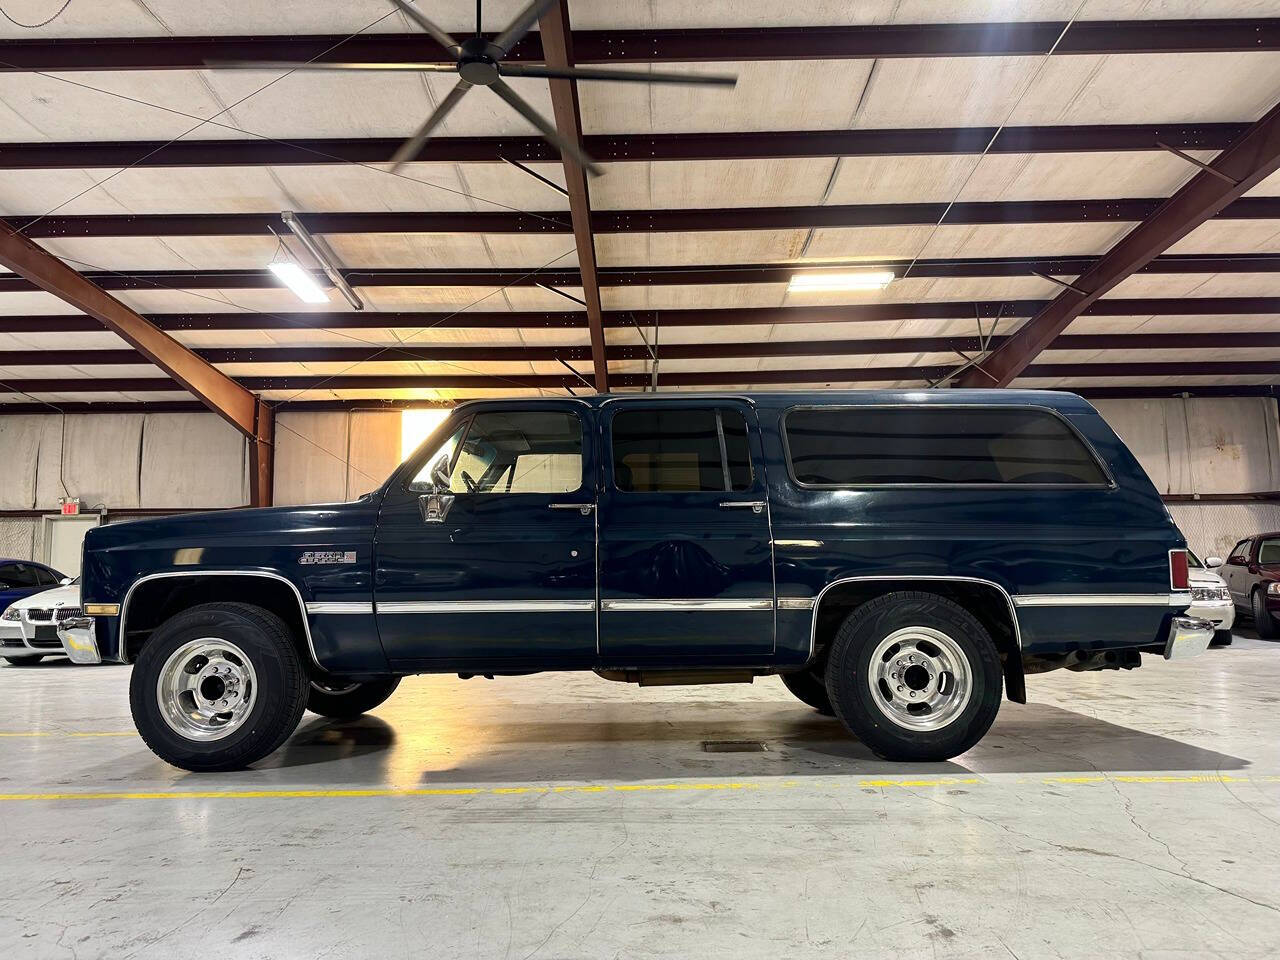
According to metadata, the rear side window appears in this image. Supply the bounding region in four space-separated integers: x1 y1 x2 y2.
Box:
784 406 1108 487
1260 539 1280 564
613 407 753 492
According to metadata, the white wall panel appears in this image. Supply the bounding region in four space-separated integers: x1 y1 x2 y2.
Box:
139 413 247 508
347 411 402 497
0 415 53 509
58 414 144 510
1095 397 1280 496
274 412 350 507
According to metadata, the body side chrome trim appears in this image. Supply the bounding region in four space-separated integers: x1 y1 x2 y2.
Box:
777 598 817 610
306 601 375 615
601 598 775 612
377 599 597 614
118 570 323 669
1013 593 1192 607
807 575 1023 658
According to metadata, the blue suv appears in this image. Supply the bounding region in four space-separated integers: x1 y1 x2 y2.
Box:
78 390 1209 771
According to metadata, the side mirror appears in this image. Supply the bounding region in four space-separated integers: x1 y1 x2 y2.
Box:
430 454 451 493
1205 556 1224 569
59 577 73 586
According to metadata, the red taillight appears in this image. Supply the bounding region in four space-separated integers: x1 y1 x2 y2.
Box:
1170 549 1189 590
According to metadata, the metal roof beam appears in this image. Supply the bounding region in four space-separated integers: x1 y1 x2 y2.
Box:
18 196 1280 238
0 124 1251 169
538 0 607 392
956 98 1280 387
2 20 1276 72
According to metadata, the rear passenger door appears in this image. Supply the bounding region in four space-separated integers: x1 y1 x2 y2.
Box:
597 400 775 663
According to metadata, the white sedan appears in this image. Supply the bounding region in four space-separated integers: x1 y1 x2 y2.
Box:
0 579 82 665
1188 552 1234 646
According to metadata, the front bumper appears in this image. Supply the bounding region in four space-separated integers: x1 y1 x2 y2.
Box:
0 618 65 657
1186 597 1234 632
1165 615 1215 660
56 617 102 665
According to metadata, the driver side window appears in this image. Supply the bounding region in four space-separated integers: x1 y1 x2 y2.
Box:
408 411 583 495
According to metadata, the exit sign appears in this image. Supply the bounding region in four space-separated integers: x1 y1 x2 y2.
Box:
59 498 80 516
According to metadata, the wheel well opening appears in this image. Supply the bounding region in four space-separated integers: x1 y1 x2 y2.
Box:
122 575 310 665
813 579 1024 702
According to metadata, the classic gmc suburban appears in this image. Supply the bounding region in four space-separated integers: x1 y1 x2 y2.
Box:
74 390 1213 772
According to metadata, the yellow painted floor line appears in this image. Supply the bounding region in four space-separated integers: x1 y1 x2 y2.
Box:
0 774 1277 803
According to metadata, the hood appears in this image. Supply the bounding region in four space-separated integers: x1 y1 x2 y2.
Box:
83 495 376 552
1189 567 1226 588
12 582 79 609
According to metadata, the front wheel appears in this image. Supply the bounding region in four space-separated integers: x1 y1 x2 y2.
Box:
129 602 308 772
307 676 401 719
1252 589 1278 639
3 655 44 665
825 591 1003 762
1210 629 1233 647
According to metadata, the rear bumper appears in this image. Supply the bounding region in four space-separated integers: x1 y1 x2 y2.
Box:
1164 615 1214 661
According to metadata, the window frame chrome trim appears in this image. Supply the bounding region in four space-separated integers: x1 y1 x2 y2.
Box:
779 402 1116 491
118 570 322 669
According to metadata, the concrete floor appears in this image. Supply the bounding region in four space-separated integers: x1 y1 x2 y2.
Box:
2 633 1279 959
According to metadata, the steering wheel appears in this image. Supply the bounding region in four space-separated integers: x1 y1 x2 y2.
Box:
461 470 478 494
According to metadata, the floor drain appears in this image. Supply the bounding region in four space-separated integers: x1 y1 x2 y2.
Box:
702 740 768 753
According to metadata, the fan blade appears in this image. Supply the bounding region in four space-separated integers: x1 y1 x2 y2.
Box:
500 64 737 86
389 79 473 171
489 78 602 177
207 60 458 72
389 0 461 55
491 0 557 56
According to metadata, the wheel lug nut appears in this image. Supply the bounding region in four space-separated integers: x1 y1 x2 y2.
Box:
896 685 904 692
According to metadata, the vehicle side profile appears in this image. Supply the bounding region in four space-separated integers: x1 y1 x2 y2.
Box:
1221 532 1280 638
77 390 1212 771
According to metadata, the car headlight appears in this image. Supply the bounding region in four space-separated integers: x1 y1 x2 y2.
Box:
1191 587 1230 602
1 607 20 621
1269 583 1280 596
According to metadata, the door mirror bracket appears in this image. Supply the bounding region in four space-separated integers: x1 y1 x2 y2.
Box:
418 492 455 524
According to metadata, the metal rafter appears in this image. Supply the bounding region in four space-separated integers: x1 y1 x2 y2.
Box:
0 221 275 505
956 98 1280 388
0 124 1250 168
17 196 1280 238
538 0 607 392
1 20 1276 71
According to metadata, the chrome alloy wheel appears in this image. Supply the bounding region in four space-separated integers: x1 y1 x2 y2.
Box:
866 626 973 731
156 638 258 741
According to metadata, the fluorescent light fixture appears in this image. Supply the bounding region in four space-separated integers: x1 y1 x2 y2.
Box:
269 261 330 304
281 210 364 310
787 270 895 293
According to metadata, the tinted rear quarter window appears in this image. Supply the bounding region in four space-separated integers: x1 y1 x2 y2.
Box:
785 406 1108 486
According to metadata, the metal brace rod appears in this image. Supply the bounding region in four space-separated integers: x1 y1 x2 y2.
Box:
1155 141 1240 185
1030 270 1089 295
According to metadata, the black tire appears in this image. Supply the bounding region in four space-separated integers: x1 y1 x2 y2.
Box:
3 655 43 665
307 676 401 719
129 602 308 772
780 668 835 715
1209 629 1233 647
824 591 1003 762
1252 589 1278 639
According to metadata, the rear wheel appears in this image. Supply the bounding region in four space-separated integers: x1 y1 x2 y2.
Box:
307 677 401 719
1252 589 1277 639
3 655 43 665
129 602 308 772
779 667 834 715
825 591 1003 762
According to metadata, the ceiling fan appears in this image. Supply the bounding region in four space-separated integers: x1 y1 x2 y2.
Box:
216 0 737 176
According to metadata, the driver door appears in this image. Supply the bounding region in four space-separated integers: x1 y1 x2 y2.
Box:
374 401 598 670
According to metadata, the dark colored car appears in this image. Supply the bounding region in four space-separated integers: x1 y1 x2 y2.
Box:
1221 533 1280 637
0 559 66 613
77 390 1211 772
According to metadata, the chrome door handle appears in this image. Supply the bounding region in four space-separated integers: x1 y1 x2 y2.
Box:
719 500 766 514
549 503 595 515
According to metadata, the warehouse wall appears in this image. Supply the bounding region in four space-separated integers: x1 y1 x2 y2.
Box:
1092 397 1280 559
0 399 1275 563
